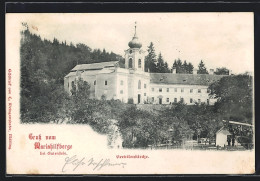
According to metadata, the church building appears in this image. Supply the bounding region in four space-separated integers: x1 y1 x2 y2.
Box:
64 23 226 105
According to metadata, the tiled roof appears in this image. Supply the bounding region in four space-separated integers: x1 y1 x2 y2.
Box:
71 61 119 71
150 73 226 86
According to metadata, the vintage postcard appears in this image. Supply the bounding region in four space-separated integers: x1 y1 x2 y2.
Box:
6 13 255 174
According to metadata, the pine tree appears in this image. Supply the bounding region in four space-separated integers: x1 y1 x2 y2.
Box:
182 61 188 74
197 60 208 74
164 62 170 73
187 63 194 74
156 52 164 73
145 42 157 72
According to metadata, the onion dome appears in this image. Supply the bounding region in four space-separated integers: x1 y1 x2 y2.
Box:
128 22 142 49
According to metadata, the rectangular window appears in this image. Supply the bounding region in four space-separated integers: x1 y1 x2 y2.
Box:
105 80 108 85
120 90 123 94
174 98 177 103
144 93 146 96
181 88 184 93
152 97 154 102
166 98 169 102
152 88 154 92
138 59 141 68
144 84 146 88
167 88 169 92
198 99 201 103
181 98 184 102
94 80 96 85
120 80 123 85
190 89 193 93
198 89 201 93
174 88 177 92
159 88 162 92
190 98 193 103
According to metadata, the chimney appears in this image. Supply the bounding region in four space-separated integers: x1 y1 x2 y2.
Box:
193 68 197 75
172 68 176 74
209 69 214 75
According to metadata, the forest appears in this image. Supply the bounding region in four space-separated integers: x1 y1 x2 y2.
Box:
20 28 253 148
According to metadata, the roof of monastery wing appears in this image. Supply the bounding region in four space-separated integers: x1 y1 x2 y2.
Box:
71 61 119 71
150 73 226 86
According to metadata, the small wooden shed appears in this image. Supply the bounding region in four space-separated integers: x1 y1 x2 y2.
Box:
216 127 232 147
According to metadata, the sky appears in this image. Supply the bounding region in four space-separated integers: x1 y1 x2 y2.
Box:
19 13 253 74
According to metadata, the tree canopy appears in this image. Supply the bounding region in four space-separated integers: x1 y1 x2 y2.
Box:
172 59 194 74
209 74 253 123
215 67 230 75
197 60 208 74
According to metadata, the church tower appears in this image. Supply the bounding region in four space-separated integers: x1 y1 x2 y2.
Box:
125 22 145 72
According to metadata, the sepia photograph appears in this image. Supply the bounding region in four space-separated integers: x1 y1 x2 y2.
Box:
6 13 255 174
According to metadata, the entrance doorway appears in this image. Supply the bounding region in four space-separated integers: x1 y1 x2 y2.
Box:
138 94 141 104
159 98 162 104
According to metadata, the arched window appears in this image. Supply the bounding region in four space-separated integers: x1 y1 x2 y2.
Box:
129 58 133 68
138 59 141 68
138 80 141 89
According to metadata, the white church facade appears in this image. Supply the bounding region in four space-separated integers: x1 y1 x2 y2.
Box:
64 24 226 105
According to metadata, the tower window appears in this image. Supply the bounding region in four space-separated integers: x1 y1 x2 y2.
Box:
130 50 132 54
190 98 193 103
144 84 146 88
167 88 169 92
190 89 193 93
129 58 133 68
105 80 108 85
138 80 141 89
138 59 141 68
166 98 169 102
159 88 162 92
198 89 201 93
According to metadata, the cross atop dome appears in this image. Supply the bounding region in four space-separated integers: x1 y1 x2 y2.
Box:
128 21 142 49
134 21 137 37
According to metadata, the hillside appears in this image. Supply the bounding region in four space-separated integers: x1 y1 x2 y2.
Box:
21 29 124 85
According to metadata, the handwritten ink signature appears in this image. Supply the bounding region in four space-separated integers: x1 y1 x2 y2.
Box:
62 155 127 172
